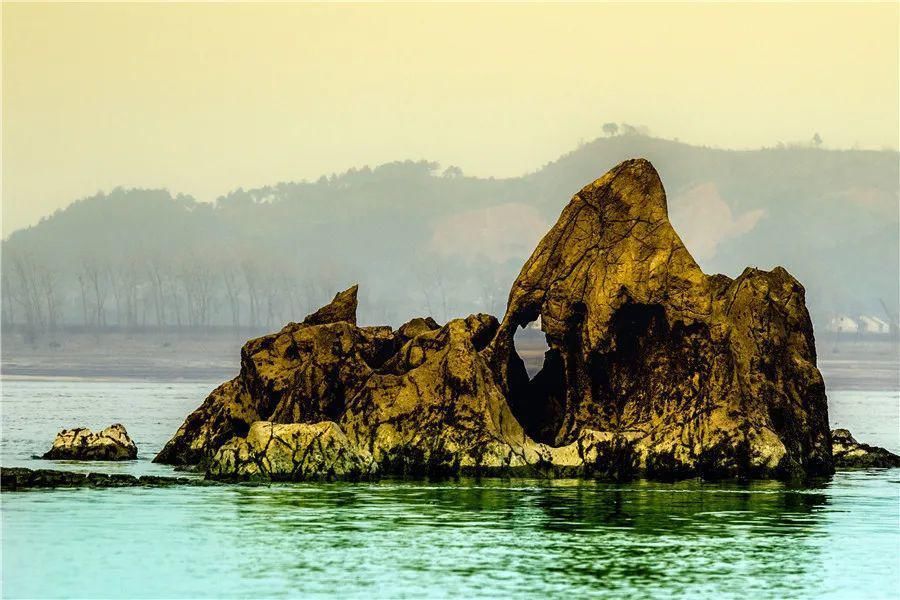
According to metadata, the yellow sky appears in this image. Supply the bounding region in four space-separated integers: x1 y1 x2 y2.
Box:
3 2 898 236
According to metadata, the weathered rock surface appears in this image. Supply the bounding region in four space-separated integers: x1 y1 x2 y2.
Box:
154 287 430 468
157 158 836 481
0 467 207 491
831 429 900 468
208 421 375 481
488 158 832 479
42 424 138 461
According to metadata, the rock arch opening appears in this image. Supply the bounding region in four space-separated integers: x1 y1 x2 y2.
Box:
505 300 694 447
513 320 549 381
505 310 576 446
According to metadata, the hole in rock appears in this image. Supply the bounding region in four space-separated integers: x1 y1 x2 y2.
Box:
507 301 684 446
508 316 569 446
513 320 549 380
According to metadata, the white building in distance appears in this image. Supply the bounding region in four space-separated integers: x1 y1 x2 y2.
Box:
858 315 890 334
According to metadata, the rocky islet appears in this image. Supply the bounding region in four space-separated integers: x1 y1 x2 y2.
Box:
150 159 900 482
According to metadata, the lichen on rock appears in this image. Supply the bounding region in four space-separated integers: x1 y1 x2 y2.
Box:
156 158 842 481
42 424 138 461
208 421 376 481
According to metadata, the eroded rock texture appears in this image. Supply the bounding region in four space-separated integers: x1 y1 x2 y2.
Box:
490 159 831 479
208 421 375 481
42 424 138 461
157 158 836 481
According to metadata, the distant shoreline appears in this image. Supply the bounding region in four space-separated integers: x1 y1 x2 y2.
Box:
2 330 897 391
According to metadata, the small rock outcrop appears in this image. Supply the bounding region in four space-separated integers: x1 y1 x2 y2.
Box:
42 424 137 461
831 429 900 468
156 159 838 481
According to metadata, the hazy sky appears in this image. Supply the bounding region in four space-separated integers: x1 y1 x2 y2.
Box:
3 2 898 236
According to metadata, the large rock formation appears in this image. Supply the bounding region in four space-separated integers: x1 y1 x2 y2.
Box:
488 159 832 478
156 158 837 481
42 424 138 461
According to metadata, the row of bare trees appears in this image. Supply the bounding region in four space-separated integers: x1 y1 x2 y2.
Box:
3 254 514 340
1 248 347 339
2 251 62 340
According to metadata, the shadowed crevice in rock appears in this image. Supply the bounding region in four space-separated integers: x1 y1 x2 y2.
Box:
507 346 567 445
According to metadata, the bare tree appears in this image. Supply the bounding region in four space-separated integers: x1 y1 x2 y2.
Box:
262 272 282 328
108 264 124 327
1 263 15 329
178 257 216 328
36 263 61 332
118 258 143 328
8 250 46 341
80 256 109 328
240 258 261 327
146 256 170 327
222 264 243 329
474 262 505 317
414 257 449 322
76 273 90 326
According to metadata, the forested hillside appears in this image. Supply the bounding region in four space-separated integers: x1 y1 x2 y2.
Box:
3 134 897 339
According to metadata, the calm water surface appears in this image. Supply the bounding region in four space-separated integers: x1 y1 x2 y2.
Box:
1 379 898 599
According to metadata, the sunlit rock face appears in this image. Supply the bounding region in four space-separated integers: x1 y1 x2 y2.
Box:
156 290 558 477
489 158 832 479
156 159 834 481
43 424 138 461
207 421 376 481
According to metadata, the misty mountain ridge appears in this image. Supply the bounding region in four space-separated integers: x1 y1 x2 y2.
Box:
3 134 898 336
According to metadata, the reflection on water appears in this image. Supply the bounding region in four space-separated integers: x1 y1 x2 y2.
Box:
1 380 898 598
3 474 897 599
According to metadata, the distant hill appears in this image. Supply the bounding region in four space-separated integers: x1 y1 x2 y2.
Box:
3 135 897 338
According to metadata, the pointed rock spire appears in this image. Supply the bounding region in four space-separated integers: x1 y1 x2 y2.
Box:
303 284 359 326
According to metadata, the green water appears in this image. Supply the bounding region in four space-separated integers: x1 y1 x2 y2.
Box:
2 381 899 598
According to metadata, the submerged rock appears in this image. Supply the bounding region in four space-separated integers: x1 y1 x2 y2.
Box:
42 424 138 461
157 158 835 481
831 429 900 468
0 467 204 491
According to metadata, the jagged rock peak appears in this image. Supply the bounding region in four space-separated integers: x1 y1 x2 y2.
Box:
303 284 359 326
579 157 669 217
493 156 703 351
